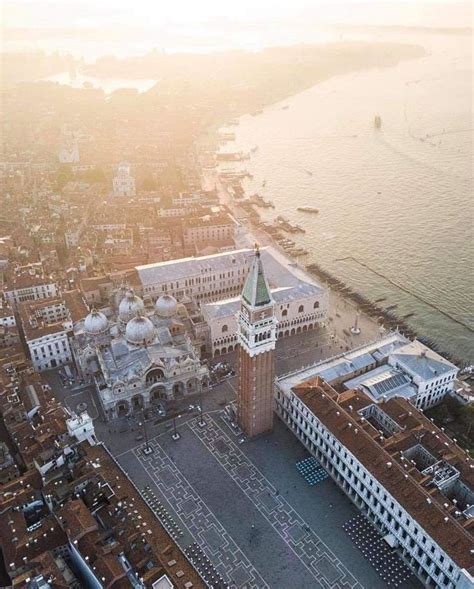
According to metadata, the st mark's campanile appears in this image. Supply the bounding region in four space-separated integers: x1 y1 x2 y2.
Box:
237 246 277 438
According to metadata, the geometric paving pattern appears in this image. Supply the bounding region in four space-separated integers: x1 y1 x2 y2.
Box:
189 416 363 589
343 514 415 588
133 440 268 588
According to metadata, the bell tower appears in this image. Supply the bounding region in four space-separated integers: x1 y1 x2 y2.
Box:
237 246 277 438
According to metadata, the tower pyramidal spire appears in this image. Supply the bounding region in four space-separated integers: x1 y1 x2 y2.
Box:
236 246 278 438
241 244 272 308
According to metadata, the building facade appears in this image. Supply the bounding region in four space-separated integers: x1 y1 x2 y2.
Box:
277 333 458 411
72 291 209 421
19 299 74 371
182 213 236 249
112 161 136 197
135 247 327 357
275 379 474 589
237 248 277 438
5 270 58 306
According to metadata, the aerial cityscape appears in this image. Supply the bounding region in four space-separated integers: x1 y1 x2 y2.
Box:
0 1 472 588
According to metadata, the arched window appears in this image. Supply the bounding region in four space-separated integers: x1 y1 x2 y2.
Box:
222 324 228 333
298 305 304 313
282 309 288 317
313 301 319 309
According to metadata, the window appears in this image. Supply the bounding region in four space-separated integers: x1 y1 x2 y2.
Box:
313 301 319 309
222 324 228 333
298 305 304 313
282 309 288 317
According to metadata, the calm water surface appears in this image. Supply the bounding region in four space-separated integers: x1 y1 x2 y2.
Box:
230 32 473 363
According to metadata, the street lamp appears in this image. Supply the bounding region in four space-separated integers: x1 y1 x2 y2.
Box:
141 409 153 455
172 415 180 441
198 389 206 428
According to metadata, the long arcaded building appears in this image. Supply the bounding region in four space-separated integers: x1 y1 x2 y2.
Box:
275 378 474 589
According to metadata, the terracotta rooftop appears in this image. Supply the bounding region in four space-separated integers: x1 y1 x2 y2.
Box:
62 289 88 322
293 378 474 571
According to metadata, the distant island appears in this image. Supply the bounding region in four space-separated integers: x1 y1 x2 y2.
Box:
82 42 425 121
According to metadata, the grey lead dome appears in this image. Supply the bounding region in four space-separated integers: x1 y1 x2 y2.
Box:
84 309 108 335
125 315 155 345
118 289 145 322
155 294 178 318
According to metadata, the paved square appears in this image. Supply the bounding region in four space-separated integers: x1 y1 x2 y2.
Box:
257 491 278 512
202 527 225 553
114 413 422 589
315 556 342 584
181 498 198 515
287 523 306 543
214 438 231 454
159 466 179 487
231 564 251 587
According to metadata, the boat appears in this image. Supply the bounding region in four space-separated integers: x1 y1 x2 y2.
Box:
289 247 308 256
374 115 382 129
219 131 236 140
297 207 319 214
305 170 313 176
216 152 244 161
385 304 398 311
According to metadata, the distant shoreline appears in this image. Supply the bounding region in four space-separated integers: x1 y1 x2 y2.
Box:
195 40 425 144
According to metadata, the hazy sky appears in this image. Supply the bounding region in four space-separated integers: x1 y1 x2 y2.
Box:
3 0 472 28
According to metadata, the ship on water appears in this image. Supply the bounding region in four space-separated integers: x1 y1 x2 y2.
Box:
297 206 319 214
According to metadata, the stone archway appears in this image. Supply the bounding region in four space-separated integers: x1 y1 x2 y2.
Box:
187 378 201 394
146 367 165 385
172 381 185 399
131 394 144 412
291 328 296 336
150 386 168 403
116 400 129 417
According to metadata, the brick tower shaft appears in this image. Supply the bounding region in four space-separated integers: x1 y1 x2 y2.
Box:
236 246 277 438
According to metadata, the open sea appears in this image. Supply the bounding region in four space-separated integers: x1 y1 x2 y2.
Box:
228 31 473 363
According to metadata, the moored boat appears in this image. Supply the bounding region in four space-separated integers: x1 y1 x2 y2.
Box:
297 206 319 214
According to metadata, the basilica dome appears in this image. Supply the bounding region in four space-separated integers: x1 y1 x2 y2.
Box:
84 309 108 335
119 289 145 322
125 315 155 345
155 294 178 318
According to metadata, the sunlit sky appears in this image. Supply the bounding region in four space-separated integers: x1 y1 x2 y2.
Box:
3 0 472 28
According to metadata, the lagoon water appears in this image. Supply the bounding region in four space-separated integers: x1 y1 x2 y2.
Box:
231 32 473 363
